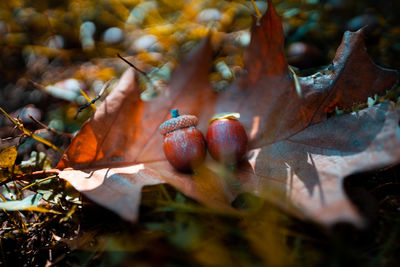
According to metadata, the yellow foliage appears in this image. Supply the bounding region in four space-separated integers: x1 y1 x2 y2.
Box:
0 146 18 168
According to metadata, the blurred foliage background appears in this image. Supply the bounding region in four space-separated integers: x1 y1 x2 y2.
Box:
1 0 400 141
0 0 400 266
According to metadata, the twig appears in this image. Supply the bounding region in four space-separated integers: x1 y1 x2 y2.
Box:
117 53 156 91
0 170 59 187
1 135 23 142
251 0 263 19
78 88 97 112
28 114 73 138
73 95 101 120
73 79 112 120
17 175 57 198
0 107 64 153
117 53 151 79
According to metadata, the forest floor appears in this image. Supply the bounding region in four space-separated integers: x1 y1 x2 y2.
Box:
1 0 400 266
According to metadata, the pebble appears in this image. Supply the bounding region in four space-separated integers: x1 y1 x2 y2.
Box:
236 30 251 47
80 21 96 49
127 1 158 25
45 78 83 102
196 9 222 23
133 34 160 52
103 27 123 45
8 105 42 125
47 35 64 49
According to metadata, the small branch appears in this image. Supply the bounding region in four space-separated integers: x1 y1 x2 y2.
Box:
251 0 262 19
117 53 155 91
17 175 57 198
78 88 97 112
117 53 150 78
0 107 63 154
73 79 112 120
73 95 100 120
28 114 73 138
1 135 23 142
0 170 59 187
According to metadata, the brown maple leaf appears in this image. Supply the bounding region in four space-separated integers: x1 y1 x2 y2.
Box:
56 0 399 226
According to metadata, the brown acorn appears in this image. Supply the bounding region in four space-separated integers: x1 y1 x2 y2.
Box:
206 113 248 165
159 109 206 172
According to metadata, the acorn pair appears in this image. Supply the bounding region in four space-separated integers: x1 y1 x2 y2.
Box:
159 109 248 172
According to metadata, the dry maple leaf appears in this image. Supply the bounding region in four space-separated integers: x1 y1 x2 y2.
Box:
56 0 399 227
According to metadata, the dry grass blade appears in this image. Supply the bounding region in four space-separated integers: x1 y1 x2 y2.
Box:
0 107 64 154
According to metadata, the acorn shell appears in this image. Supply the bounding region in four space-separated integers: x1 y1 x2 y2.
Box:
206 117 248 165
163 127 206 172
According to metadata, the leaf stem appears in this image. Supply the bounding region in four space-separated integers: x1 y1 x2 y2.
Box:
17 175 57 198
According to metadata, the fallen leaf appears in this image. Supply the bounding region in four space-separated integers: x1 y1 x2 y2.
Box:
216 2 398 147
0 146 17 168
56 0 399 226
240 102 400 226
57 36 233 222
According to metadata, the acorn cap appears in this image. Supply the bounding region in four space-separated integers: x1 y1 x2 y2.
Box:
209 112 240 124
159 110 198 135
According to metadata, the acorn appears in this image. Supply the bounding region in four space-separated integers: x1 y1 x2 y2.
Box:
159 109 206 172
206 113 248 165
